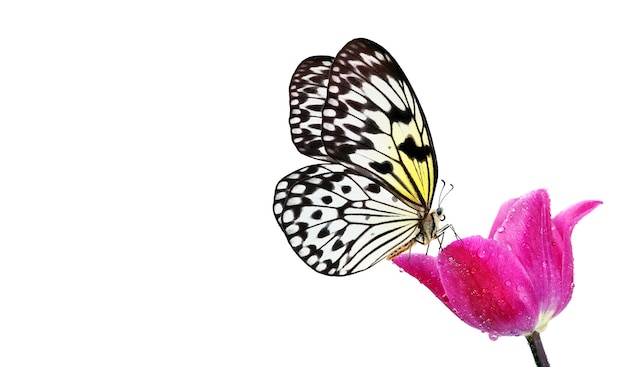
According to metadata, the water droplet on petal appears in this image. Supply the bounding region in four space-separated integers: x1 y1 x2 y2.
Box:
496 226 505 233
489 333 499 341
505 280 512 287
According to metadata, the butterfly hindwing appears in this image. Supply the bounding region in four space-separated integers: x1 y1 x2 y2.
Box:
273 164 421 276
322 38 437 209
273 164 340 226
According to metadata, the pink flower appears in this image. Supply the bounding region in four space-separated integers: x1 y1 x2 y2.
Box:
393 189 601 339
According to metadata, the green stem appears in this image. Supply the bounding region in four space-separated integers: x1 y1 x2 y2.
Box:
525 331 550 367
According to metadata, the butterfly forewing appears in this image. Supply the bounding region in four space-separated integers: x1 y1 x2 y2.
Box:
322 38 437 209
273 164 421 276
288 56 335 161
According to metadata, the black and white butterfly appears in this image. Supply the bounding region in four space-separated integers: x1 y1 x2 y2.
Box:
273 38 451 276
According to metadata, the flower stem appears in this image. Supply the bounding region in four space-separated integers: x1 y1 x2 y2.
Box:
525 331 550 367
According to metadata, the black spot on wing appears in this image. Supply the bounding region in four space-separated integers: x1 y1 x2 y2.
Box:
365 183 381 193
318 227 330 238
332 240 345 251
398 137 431 162
387 104 412 124
334 142 357 156
369 161 394 174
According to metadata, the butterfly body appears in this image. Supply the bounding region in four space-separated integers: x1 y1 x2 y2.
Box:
274 38 448 276
385 207 444 260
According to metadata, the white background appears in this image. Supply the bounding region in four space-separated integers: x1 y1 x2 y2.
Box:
1 1 622 366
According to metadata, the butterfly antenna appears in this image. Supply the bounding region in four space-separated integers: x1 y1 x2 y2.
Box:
438 180 454 208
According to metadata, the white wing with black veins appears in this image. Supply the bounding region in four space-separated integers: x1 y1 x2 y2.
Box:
273 164 420 276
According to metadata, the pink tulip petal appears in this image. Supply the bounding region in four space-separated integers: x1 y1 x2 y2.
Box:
488 198 518 238
490 190 558 310
392 254 450 307
551 200 602 315
438 236 538 336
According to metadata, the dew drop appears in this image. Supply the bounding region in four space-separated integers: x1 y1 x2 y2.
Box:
496 226 505 233
489 333 499 341
504 280 512 287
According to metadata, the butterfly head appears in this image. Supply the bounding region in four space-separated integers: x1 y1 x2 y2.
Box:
434 207 445 223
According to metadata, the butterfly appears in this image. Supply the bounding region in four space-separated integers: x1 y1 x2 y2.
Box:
273 38 451 276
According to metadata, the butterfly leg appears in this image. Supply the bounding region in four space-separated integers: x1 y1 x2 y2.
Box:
433 224 461 252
